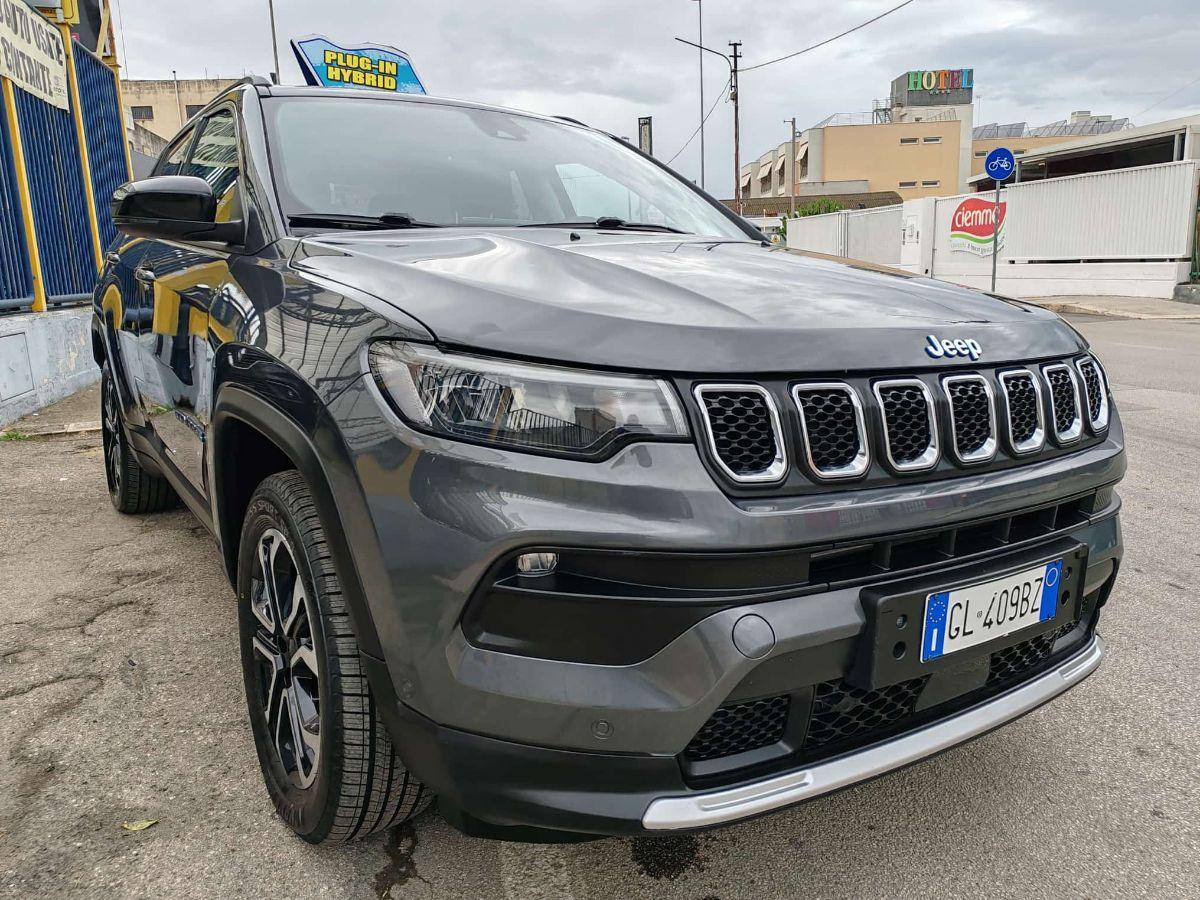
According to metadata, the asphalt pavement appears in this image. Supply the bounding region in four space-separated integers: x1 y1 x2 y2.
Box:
1 315 1198 899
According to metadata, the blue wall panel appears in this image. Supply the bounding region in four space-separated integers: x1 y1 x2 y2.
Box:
73 46 127 251
13 85 95 301
0 87 33 309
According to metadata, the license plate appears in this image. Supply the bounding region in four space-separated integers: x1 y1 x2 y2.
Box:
921 559 1062 662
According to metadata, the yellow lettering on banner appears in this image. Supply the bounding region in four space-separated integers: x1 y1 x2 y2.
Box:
324 49 338 64
380 59 398 76
384 76 396 91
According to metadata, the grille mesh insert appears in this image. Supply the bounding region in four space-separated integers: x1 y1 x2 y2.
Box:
684 695 789 761
947 379 992 458
699 390 780 478
987 622 1076 684
802 677 928 751
1045 368 1079 435
795 388 861 472
1004 373 1040 446
877 385 933 465
1078 359 1103 423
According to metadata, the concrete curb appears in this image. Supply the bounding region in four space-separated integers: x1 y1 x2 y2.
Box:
1 421 101 438
1028 298 1200 320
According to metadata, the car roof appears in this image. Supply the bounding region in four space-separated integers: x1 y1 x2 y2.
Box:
247 82 593 132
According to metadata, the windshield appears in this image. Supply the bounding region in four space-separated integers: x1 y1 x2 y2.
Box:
264 96 749 239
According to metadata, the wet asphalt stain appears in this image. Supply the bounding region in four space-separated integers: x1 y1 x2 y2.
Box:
629 833 706 880
373 823 427 897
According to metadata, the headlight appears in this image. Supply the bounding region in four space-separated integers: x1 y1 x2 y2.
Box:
369 341 689 459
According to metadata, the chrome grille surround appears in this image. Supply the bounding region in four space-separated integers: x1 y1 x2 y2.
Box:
872 378 940 473
790 382 870 480
693 384 788 484
997 369 1046 456
942 373 998 464
1074 355 1109 434
1041 363 1084 445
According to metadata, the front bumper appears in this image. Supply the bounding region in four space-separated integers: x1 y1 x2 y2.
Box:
370 633 1105 836
643 634 1104 830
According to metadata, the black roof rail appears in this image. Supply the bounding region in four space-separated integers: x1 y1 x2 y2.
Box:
553 115 588 127
243 75 274 87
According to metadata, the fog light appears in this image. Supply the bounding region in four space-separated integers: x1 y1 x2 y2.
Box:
516 552 558 577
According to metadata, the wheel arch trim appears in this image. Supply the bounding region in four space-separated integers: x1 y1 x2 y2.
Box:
210 383 385 660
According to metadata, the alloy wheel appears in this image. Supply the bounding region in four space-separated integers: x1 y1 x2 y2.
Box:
250 528 322 789
101 374 122 498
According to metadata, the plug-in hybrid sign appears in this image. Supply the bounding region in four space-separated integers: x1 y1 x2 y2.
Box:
291 35 425 95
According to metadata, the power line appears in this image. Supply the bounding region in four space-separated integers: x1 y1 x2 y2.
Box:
665 77 731 166
742 0 919 72
1133 73 1200 120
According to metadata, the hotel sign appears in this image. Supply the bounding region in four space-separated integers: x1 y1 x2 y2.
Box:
892 68 973 108
906 69 974 93
0 0 68 110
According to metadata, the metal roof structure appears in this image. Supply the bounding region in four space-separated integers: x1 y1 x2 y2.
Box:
973 114 1132 141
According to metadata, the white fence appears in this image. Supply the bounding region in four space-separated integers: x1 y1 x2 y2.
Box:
789 205 903 266
787 160 1200 299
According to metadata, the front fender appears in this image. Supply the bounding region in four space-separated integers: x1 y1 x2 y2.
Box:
210 362 385 662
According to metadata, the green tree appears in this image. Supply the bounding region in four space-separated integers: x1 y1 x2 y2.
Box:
797 197 844 217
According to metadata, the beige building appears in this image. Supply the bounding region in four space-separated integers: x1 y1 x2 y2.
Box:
120 77 238 141
742 69 1129 204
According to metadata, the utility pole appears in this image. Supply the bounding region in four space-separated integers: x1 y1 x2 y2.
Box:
730 41 742 214
693 0 705 190
267 0 281 84
172 70 183 125
785 117 797 217
673 36 742 213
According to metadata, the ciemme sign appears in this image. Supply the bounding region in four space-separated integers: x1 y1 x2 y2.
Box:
906 68 973 93
949 196 1006 257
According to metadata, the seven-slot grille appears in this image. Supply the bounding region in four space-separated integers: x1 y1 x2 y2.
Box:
693 358 1104 486
873 379 939 472
693 385 786 483
792 383 869 478
943 375 997 463
1075 356 1109 432
1042 364 1083 444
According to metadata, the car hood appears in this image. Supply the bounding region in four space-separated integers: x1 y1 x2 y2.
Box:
292 229 1083 373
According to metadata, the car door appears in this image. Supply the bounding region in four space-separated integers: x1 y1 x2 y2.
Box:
135 107 244 497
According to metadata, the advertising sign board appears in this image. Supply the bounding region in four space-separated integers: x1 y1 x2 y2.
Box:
0 0 69 109
291 35 425 95
949 196 1006 257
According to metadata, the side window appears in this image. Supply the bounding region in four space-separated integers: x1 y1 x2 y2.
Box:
182 109 242 223
155 132 192 176
555 163 665 224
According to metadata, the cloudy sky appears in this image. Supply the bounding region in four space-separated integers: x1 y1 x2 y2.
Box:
113 0 1200 195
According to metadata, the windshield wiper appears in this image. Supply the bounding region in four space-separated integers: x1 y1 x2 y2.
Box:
288 212 444 231
519 216 690 234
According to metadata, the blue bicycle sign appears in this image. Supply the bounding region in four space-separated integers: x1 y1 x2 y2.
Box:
985 147 1016 182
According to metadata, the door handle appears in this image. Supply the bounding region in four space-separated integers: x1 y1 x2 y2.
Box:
134 267 157 285
105 251 121 265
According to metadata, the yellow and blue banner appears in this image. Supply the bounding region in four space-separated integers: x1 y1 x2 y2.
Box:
291 35 425 95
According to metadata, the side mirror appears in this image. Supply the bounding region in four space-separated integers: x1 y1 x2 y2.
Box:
111 176 243 244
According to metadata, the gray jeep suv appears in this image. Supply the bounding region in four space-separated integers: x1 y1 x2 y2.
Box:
92 79 1124 843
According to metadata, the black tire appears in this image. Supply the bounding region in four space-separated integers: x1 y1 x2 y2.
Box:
237 470 430 844
100 363 178 514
